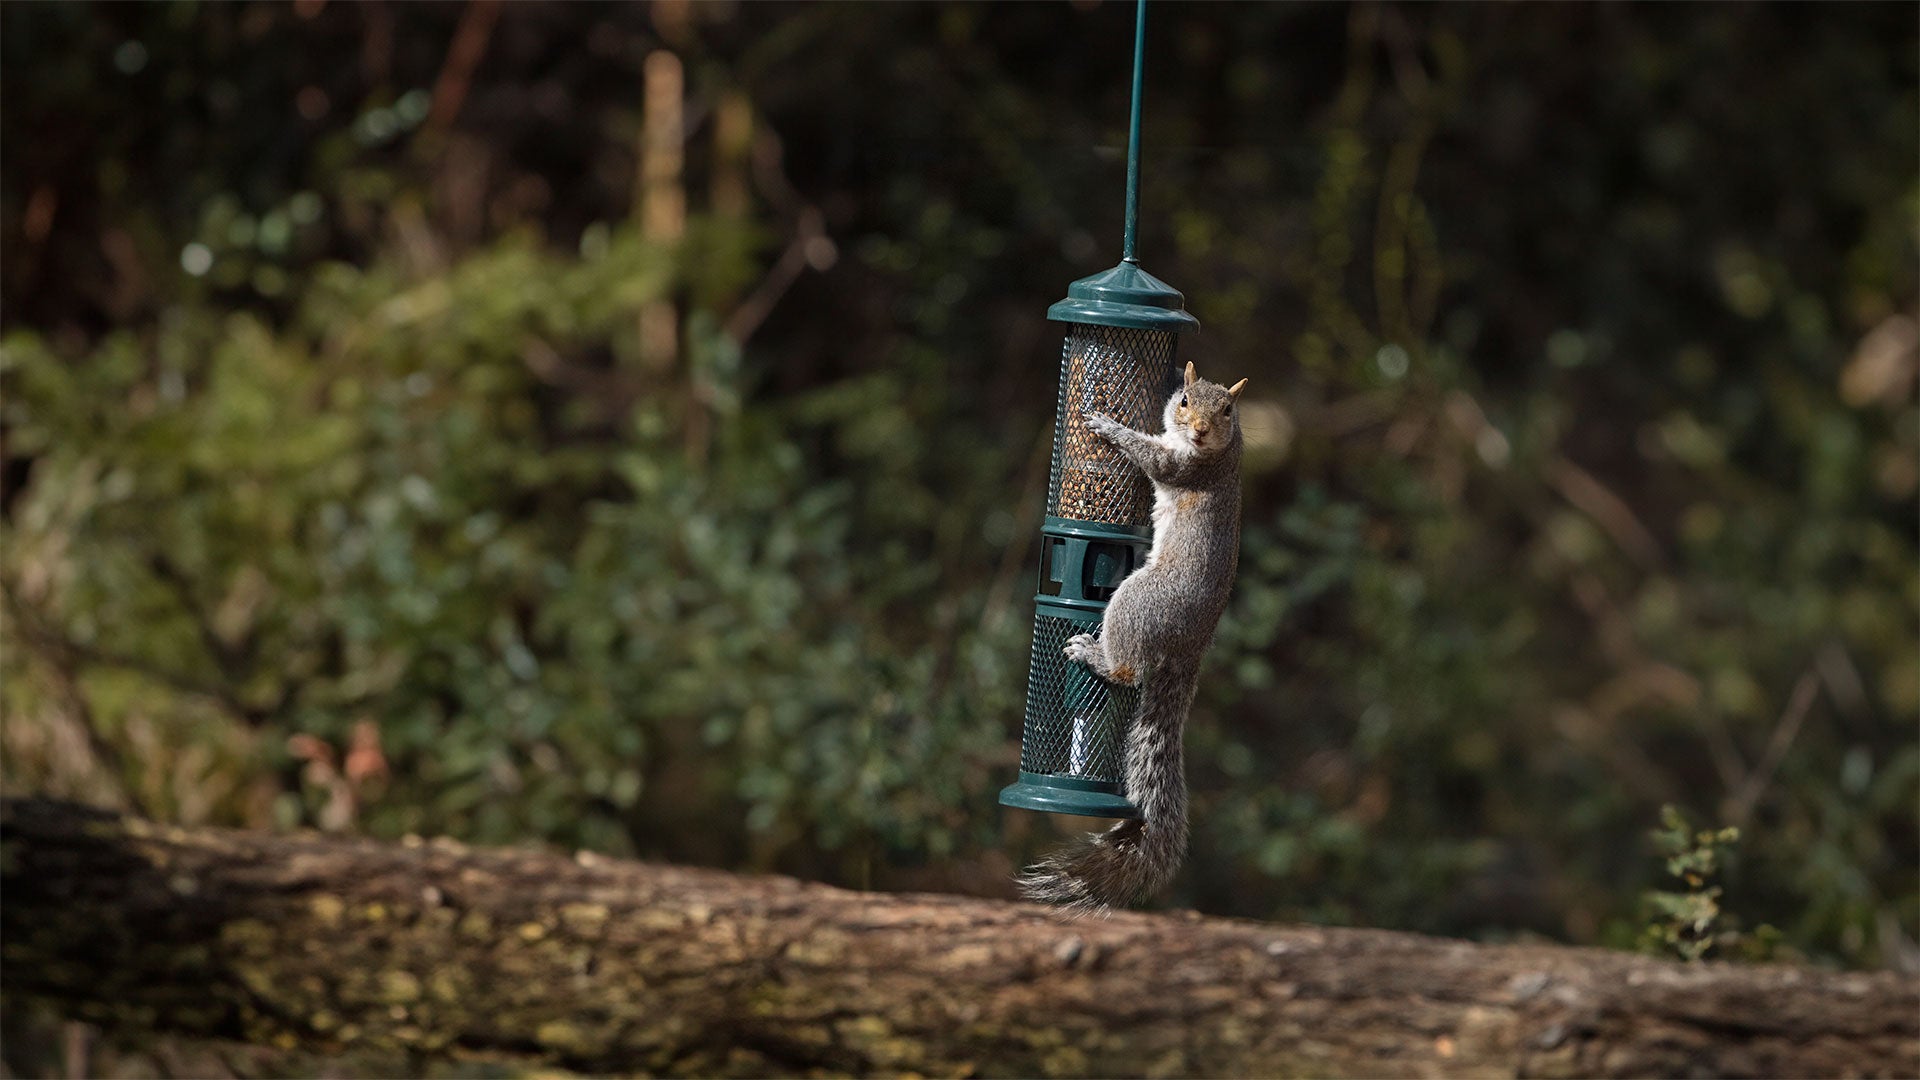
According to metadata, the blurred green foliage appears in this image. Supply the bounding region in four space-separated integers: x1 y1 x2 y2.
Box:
1 1 1914 971
1638 804 1761 963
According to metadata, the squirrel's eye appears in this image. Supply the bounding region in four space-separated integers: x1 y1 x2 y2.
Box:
1179 394 1188 407
1224 403 1232 414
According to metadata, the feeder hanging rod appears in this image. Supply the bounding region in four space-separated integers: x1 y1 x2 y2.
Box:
1121 0 1147 266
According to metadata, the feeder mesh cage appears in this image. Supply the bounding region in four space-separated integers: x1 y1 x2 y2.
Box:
1019 612 1140 777
1013 323 1180 801
1047 326 1180 524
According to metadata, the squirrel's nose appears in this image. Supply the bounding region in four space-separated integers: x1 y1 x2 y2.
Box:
1193 422 1210 436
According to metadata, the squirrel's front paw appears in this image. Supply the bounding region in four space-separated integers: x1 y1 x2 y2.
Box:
1062 633 1099 665
1083 411 1127 443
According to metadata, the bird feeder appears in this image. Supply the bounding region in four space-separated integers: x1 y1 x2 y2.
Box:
999 0 1198 820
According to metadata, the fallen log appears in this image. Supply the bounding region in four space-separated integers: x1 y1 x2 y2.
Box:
2 798 1913 1078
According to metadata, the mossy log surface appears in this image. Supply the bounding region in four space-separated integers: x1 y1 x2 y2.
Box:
2 798 1914 1078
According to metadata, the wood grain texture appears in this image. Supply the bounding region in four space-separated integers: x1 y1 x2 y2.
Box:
3 798 1914 1078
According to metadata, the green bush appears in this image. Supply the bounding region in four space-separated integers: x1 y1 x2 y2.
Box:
2 2 1913 968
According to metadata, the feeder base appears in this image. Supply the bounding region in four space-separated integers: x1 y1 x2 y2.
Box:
999 771 1143 819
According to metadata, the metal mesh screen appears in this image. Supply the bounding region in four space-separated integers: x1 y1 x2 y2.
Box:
1046 325 1180 526
1019 612 1139 780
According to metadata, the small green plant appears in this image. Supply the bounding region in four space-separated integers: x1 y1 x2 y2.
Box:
1640 804 1745 962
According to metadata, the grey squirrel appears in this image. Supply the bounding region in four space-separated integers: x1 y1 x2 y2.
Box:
1019 361 1247 915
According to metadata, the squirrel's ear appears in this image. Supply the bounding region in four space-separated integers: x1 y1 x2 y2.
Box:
1184 361 1197 389
1227 378 1248 399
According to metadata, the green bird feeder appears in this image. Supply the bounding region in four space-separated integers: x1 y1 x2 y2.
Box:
999 0 1199 820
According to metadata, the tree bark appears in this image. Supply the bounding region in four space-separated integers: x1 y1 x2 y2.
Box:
2 798 1913 1078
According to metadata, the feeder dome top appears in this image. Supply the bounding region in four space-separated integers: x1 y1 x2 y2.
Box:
1048 260 1200 334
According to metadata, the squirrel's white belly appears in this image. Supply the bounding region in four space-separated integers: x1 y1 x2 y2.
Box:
1146 482 1179 567
1141 428 1191 570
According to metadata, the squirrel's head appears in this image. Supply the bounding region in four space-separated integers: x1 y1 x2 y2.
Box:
1163 361 1248 455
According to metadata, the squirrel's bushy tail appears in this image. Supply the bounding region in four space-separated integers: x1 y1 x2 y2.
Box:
1016 655 1199 916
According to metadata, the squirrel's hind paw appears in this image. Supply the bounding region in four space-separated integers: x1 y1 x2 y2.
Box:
1062 633 1100 666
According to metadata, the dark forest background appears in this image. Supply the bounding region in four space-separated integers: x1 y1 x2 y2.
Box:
2 0 1915 979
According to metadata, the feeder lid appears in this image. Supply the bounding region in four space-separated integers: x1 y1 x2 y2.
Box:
1048 260 1200 333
